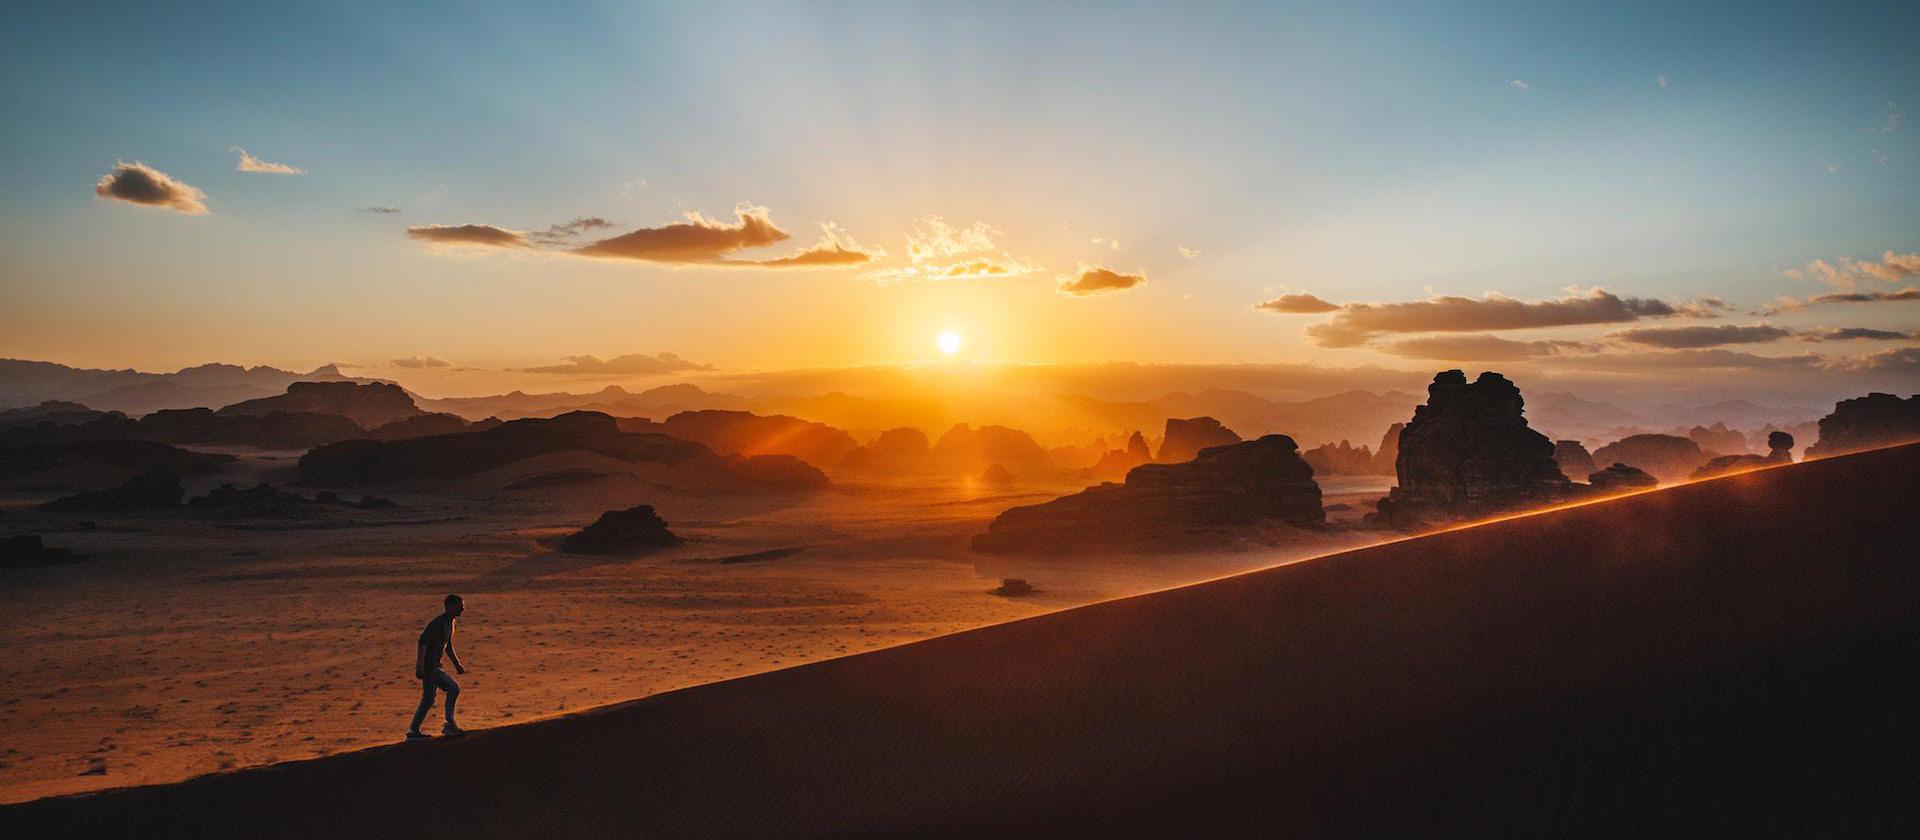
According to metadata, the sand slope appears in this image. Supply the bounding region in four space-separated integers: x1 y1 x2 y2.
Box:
7 445 1919 838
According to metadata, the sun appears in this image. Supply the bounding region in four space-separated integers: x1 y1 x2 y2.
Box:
937 329 963 356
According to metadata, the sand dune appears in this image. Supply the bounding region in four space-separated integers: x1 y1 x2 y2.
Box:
6 444 1917 838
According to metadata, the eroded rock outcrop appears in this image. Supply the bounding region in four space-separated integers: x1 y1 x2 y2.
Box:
933 424 1053 473
1553 440 1597 482
972 435 1323 554
1687 423 1748 456
1302 440 1375 476
1372 423 1403 474
1082 431 1152 482
1591 434 1706 484
662 410 859 470
1806 393 1920 458
1691 431 1795 480
370 413 491 441
560 504 683 555
1586 463 1657 495
1155 417 1242 464
1371 371 1570 528
218 381 425 430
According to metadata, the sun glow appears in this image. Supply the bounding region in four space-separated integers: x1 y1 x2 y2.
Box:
937 329 963 356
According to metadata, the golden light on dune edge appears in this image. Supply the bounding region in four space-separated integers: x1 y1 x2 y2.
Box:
937 329 963 356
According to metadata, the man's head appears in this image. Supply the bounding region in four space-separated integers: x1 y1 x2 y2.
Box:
444 594 464 618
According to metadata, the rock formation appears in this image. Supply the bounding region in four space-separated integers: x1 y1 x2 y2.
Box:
988 578 1035 597
0 407 363 450
559 504 683 555
218 381 425 430
1302 440 1376 476
370 413 490 441
661 410 860 470
977 463 1015 491
1372 371 1570 528
1154 417 1242 463
1691 431 1796 480
972 435 1323 554
1806 393 1920 458
1591 434 1706 484
0 440 231 488
835 427 932 474
0 401 121 430
40 470 185 512
1082 431 1152 482
1553 440 1598 482
1687 422 1748 456
298 411 827 492
1586 463 1658 495
1372 423 1403 474
932 424 1054 473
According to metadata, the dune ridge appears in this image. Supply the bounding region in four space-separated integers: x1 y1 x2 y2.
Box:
6 444 1918 838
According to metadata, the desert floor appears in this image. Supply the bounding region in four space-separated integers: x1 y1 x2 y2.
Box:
0 452 1388 803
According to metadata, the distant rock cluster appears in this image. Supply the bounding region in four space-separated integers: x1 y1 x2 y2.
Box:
1691 431 1795 480
1591 434 1706 484
560 504 683 555
973 434 1324 554
1806 393 1920 458
1155 417 1242 464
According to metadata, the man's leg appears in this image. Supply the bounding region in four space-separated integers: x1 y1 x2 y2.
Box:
410 678 438 733
430 669 461 727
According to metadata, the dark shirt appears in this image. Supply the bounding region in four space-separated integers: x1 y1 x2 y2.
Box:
419 614 455 670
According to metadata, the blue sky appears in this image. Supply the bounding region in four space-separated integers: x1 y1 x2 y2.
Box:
1 1 1915 398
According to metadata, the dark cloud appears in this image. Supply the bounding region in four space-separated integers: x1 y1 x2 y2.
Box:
360 206 402 214
1303 288 1693 348
522 352 714 376
406 224 529 248
1607 324 1795 349
575 205 789 263
1058 266 1146 296
1548 349 1824 373
1814 327 1914 341
1255 293 1340 314
391 356 452 369
528 217 616 245
1380 334 1590 361
93 161 208 214
1830 346 1920 375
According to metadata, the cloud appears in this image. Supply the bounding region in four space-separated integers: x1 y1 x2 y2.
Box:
1302 288 1692 348
360 206 402 214
1872 101 1901 133
391 356 453 369
405 223 529 248
1178 245 1201 259
522 352 714 375
729 222 882 268
1606 324 1796 349
575 204 789 263
1058 266 1146 296
1548 349 1826 373
231 146 305 175
1380 334 1590 361
1814 327 1914 341
866 217 1039 284
1761 287 1920 314
1831 346 1920 376
528 216 616 245
93 161 208 214
1254 293 1340 314
1657 74 1669 87
1507 78 1529 92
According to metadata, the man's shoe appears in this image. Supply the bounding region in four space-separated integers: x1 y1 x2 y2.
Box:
441 723 467 736
405 731 431 740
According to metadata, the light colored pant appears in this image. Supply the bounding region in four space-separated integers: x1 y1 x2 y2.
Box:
410 667 459 731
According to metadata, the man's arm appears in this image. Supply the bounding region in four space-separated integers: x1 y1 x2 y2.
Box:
415 640 427 678
446 629 465 674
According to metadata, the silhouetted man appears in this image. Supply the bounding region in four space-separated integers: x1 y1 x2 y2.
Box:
408 594 467 739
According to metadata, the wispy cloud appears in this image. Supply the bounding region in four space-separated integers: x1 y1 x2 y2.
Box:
522 352 713 375
1380 334 1590 361
1871 100 1902 133
231 146 305 175
575 204 789 263
1058 266 1146 296
1657 74 1669 88
1254 293 1340 314
1178 245 1201 259
743 223 883 268
865 217 1039 284
360 206 401 214
93 161 208 214
528 216 615 245
1606 324 1796 349
391 356 452 369
1301 288 1706 348
1506 78 1529 92
406 223 529 248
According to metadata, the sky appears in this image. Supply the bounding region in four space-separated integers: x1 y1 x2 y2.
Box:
1 0 1916 401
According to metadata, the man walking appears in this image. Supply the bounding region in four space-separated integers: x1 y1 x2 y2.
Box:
408 594 468 739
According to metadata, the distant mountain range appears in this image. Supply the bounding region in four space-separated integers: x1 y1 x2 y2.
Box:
0 359 1829 450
